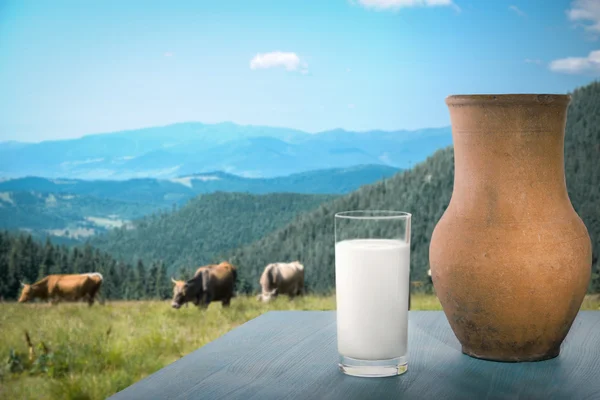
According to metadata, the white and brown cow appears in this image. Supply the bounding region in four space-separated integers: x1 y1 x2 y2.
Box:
257 261 305 302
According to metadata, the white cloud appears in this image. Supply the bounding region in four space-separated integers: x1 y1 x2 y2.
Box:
354 0 459 11
348 104 356 109
567 0 600 32
509 5 526 17
250 51 305 72
164 52 174 57
525 58 543 65
549 50 600 74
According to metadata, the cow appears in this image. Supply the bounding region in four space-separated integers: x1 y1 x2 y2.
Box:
171 261 237 310
257 261 304 302
18 273 104 306
427 269 433 285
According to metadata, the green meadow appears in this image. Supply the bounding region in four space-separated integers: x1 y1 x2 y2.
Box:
1 294 599 400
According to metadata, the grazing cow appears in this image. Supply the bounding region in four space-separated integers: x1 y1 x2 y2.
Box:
257 261 304 302
427 269 433 285
18 273 104 306
171 262 237 310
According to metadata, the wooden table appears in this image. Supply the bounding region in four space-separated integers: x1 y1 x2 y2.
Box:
109 311 600 400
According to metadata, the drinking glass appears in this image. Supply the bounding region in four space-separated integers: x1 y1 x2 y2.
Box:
335 210 412 378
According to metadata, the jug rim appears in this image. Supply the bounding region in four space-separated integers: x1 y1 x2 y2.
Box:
446 94 571 106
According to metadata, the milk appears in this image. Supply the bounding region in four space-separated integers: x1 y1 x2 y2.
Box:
335 239 410 360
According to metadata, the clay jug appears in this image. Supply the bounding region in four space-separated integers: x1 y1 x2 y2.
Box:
429 94 592 362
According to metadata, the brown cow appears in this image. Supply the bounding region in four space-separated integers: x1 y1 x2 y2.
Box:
171 262 237 310
18 273 104 306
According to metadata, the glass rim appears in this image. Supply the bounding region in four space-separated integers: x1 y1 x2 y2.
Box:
334 210 411 220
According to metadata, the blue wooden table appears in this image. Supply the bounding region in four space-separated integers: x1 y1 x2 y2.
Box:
109 311 600 400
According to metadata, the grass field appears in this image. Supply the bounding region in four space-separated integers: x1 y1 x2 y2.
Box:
1 294 599 400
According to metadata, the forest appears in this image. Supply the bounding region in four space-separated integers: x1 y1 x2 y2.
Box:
0 232 175 301
90 191 337 272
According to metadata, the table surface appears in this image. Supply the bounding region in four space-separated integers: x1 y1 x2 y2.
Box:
109 311 600 400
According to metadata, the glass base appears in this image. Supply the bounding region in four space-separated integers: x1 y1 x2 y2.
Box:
339 355 408 378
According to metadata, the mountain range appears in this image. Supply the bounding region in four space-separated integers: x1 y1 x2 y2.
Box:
0 164 397 206
0 124 451 179
0 165 399 242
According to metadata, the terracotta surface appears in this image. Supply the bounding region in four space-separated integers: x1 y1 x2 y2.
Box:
429 94 592 362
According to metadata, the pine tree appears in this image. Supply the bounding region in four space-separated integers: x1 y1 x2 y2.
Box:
135 260 146 299
81 244 94 273
93 248 104 275
147 262 159 299
102 261 118 300
72 247 84 273
7 236 26 299
38 237 55 280
59 248 70 274
0 232 11 299
22 235 38 283
124 265 137 300
116 262 130 299
156 261 171 300
176 265 190 281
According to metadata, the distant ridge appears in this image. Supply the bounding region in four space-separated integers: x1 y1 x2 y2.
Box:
0 164 399 206
0 164 399 242
0 123 451 179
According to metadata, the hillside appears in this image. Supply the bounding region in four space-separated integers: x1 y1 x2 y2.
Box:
0 165 398 206
90 192 337 272
0 123 451 179
228 83 600 294
229 148 454 293
0 191 161 240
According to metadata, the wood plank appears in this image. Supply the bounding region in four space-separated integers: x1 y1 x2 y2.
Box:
109 311 600 400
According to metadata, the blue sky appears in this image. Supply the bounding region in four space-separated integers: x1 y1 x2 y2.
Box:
1 0 599 142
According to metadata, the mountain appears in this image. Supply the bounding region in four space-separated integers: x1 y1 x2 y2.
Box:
0 123 451 179
90 192 338 272
0 165 397 243
0 191 162 242
225 82 600 294
0 165 398 206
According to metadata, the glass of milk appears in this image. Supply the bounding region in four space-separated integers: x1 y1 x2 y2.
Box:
335 210 411 378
